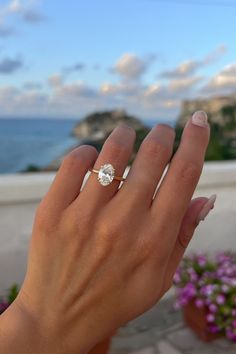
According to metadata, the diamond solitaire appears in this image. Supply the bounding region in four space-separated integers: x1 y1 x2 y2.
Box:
98 164 115 186
89 163 126 186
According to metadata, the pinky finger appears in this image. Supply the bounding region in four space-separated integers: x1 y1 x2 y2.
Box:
161 195 216 294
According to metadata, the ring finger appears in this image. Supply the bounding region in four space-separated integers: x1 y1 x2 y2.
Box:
78 124 136 208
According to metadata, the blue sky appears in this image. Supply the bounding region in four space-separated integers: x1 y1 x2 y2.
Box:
0 0 236 121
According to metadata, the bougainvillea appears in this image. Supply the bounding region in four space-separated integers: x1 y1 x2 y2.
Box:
174 252 236 342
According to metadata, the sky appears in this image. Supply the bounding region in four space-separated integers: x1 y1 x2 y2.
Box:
0 0 236 122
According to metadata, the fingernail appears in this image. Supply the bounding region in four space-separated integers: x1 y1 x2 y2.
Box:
192 110 208 128
196 194 217 223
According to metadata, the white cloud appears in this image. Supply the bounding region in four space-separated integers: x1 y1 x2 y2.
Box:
168 76 203 92
159 45 227 79
100 81 142 97
48 74 64 88
220 63 236 76
0 0 45 35
112 53 148 80
201 62 236 95
54 82 97 98
0 47 234 121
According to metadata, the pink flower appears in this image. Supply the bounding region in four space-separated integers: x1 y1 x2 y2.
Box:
216 294 226 305
209 303 218 313
195 298 204 308
206 313 215 323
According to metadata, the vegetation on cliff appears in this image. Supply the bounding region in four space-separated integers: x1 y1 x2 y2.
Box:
176 103 236 161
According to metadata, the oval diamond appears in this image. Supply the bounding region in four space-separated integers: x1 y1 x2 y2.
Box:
98 164 115 186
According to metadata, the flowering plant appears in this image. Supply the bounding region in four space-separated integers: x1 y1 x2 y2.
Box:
0 284 19 315
174 252 236 342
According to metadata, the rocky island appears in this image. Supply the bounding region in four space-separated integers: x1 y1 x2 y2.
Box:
72 110 148 140
43 110 150 171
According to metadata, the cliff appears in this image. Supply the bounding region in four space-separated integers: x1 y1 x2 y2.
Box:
175 93 236 160
177 94 236 128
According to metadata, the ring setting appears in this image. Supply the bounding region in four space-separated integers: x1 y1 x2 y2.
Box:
89 163 125 186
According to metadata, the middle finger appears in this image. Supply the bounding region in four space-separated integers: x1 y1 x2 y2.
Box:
116 124 175 208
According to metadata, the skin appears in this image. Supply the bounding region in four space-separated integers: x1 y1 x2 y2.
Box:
0 117 210 354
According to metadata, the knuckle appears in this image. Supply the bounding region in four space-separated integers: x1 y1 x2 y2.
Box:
65 205 91 233
136 236 154 262
97 219 121 241
106 138 128 158
62 149 87 171
178 161 201 184
142 138 172 159
75 144 98 161
118 123 136 136
94 209 125 245
158 124 176 139
34 201 55 232
63 145 98 169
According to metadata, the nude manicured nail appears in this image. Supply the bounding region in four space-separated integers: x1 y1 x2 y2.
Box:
192 110 208 127
197 194 217 223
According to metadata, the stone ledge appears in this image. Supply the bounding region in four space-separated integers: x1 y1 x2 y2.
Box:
1 160 236 204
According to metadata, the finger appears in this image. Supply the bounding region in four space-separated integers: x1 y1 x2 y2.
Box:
151 111 210 243
116 124 175 208
162 195 216 292
78 124 136 208
39 145 98 213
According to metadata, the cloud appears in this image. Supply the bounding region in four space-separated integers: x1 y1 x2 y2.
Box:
220 63 236 77
22 9 45 23
0 0 45 36
0 48 234 121
48 74 64 88
203 45 227 65
0 77 195 120
168 76 203 93
0 56 23 74
159 45 227 79
0 85 19 98
62 62 86 75
100 81 142 97
112 53 149 80
201 63 236 95
23 81 42 90
54 82 97 99
159 60 200 79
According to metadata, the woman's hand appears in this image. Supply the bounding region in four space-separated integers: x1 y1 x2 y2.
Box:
0 111 214 354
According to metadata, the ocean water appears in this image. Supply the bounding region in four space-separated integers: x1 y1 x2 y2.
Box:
0 118 173 174
0 119 78 174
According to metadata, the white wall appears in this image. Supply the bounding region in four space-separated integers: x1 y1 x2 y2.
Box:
0 162 236 295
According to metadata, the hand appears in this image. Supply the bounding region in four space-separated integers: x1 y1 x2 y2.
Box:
0 111 212 354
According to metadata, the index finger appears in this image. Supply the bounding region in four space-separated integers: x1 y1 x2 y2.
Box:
151 111 210 237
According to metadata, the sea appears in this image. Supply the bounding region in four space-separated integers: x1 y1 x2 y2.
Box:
0 118 173 174
0 119 79 174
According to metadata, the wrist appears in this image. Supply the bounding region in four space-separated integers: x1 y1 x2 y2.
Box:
0 299 86 354
0 298 43 354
